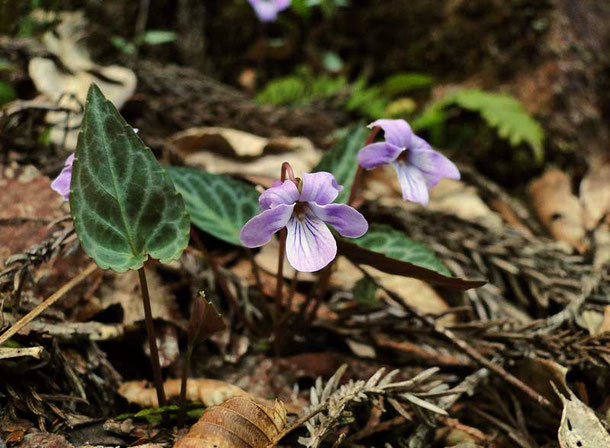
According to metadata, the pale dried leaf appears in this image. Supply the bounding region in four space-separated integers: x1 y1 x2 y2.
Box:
28 11 136 150
174 397 287 448
528 169 587 252
119 378 250 408
579 163 610 230
555 385 610 448
168 127 320 179
88 270 180 326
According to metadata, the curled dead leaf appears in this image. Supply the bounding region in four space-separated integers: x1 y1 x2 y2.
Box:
27 10 136 150
175 396 287 448
168 127 320 178
119 378 250 408
528 169 587 252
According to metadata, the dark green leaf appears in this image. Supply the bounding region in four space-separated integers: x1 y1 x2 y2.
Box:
167 166 260 246
339 224 486 290
314 125 368 203
71 84 190 272
351 224 451 275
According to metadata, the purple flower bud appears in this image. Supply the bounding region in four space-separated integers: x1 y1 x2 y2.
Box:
240 171 368 272
248 0 291 22
357 119 460 206
51 153 75 202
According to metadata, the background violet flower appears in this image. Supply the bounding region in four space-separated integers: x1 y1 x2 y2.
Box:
51 153 75 201
358 119 460 206
240 171 368 272
248 0 291 22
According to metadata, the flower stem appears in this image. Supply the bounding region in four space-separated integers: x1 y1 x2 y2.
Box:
178 344 194 428
274 228 287 356
137 266 167 408
347 126 380 207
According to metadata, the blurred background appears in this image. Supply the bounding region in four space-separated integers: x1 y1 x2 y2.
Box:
1 0 608 187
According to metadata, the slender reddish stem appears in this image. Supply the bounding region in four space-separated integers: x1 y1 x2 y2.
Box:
178 344 193 427
138 267 167 407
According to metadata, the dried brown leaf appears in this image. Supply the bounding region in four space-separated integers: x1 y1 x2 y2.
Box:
168 127 320 178
174 397 287 448
579 163 610 230
119 378 250 409
555 385 610 448
528 168 587 252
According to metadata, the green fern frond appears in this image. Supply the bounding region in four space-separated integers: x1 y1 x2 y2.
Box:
413 89 545 163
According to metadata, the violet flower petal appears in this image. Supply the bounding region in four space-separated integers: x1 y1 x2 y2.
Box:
248 0 291 22
368 119 413 148
357 141 404 170
408 135 460 188
240 203 295 247
308 202 368 238
299 171 343 205
259 180 299 210
51 153 75 202
392 161 430 205
285 213 336 272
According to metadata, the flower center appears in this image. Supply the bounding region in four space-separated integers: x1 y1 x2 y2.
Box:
396 149 410 164
293 202 308 221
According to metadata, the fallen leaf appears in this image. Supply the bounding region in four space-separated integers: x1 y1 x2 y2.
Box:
85 269 181 327
333 259 456 324
579 163 610 230
27 10 136 150
119 378 251 408
0 164 64 262
555 385 610 448
528 169 587 252
363 167 502 229
168 127 320 178
174 397 287 448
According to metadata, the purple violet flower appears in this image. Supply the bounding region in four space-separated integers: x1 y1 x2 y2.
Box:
240 171 368 272
358 119 460 206
248 0 291 22
51 153 75 201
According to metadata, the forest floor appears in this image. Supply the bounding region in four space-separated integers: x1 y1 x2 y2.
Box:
0 4 609 448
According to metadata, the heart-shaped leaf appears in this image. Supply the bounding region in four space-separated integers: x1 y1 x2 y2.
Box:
70 84 190 272
314 125 368 203
167 166 260 246
339 224 485 290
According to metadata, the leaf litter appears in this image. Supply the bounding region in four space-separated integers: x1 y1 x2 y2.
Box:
1 7 610 448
